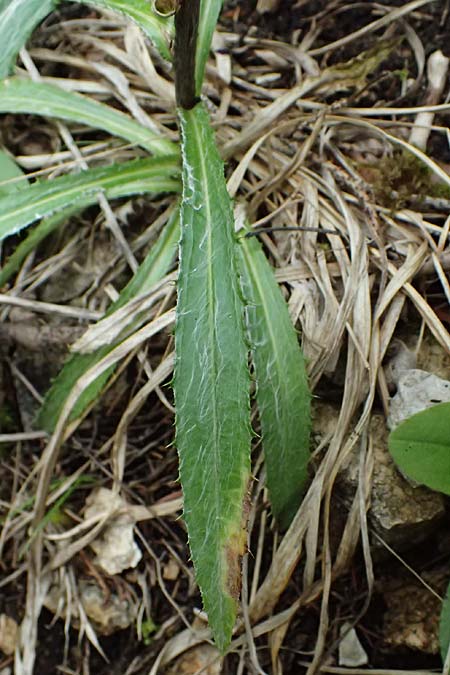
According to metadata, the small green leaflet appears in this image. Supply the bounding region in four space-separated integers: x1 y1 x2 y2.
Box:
388 401 450 665
238 230 311 528
388 402 450 495
174 102 251 652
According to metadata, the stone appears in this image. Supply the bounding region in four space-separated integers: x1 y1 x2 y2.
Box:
84 487 142 575
388 369 450 430
381 569 449 654
0 614 18 656
339 622 368 667
313 403 445 546
45 578 138 636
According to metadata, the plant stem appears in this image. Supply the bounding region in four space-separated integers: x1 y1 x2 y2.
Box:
174 0 201 109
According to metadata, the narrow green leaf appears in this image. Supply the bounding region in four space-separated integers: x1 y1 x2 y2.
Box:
0 156 180 242
0 78 174 156
196 0 222 93
388 402 450 495
0 150 28 196
0 0 55 78
0 207 79 287
174 102 251 652
74 0 174 61
238 231 311 528
441 582 450 664
440 481 450 668
38 208 180 431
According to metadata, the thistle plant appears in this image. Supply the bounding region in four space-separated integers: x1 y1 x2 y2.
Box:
0 0 311 652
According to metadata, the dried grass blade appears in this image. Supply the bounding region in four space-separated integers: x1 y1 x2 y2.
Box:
39 208 180 431
74 0 174 61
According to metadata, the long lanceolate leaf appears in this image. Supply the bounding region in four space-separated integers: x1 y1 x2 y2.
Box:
239 232 311 528
74 0 174 61
0 0 55 78
0 79 174 156
0 156 179 241
39 208 180 431
174 103 251 652
195 0 222 93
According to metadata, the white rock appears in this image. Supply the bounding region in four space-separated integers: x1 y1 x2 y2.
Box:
339 622 368 667
84 487 142 575
388 369 450 430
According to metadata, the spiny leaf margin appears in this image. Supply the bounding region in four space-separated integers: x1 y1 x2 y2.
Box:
238 229 311 528
174 102 251 652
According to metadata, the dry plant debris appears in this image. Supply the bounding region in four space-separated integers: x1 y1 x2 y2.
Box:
0 0 449 673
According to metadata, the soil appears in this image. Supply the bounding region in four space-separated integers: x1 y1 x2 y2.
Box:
1 0 450 673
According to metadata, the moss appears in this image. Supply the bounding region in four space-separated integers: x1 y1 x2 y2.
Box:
357 150 450 209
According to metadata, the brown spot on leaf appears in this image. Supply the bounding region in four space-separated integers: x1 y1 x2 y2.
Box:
224 482 252 601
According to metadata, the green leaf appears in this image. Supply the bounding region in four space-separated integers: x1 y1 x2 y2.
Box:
0 78 174 156
238 231 311 528
388 402 450 495
441 582 450 664
38 208 180 431
0 207 79 287
74 0 174 61
196 0 222 93
174 102 251 652
0 0 55 78
0 156 180 242
0 150 28 196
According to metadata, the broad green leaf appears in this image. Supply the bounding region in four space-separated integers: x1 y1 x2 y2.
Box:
174 102 251 652
196 0 222 93
0 150 28 196
0 78 174 156
388 402 450 495
0 0 55 78
441 582 450 664
74 0 174 61
39 208 180 431
0 156 180 242
238 231 311 529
